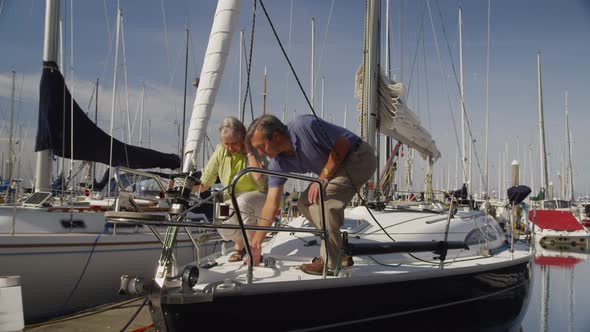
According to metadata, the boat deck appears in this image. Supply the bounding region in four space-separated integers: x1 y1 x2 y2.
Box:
25 297 153 332
193 237 531 289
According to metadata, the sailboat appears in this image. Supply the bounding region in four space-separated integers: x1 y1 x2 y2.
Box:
0 0 220 323
526 52 589 249
104 1 532 330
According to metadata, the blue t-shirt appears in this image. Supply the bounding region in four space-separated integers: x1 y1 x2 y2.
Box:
267 114 361 187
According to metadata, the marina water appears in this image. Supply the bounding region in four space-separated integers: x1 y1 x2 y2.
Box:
520 247 590 331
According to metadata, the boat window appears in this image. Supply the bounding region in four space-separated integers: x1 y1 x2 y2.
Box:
60 219 86 228
482 226 498 241
464 229 485 245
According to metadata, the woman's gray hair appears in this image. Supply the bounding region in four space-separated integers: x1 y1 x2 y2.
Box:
247 114 288 141
219 116 246 140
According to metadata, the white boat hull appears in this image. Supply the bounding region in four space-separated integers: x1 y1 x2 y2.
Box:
0 206 218 323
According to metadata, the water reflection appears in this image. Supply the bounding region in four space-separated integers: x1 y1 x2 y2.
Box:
521 242 590 331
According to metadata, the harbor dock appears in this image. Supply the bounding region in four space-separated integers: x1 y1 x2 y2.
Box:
25 297 153 332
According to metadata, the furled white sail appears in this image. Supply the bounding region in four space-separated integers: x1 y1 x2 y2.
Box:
355 65 441 161
182 0 241 172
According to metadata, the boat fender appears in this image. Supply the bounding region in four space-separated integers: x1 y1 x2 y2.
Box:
118 275 146 296
434 241 449 262
182 265 200 291
0 276 23 331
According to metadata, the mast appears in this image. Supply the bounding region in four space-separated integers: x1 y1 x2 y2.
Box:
263 66 267 115
92 77 98 190
139 82 144 146
385 0 392 160
238 29 243 121
182 0 241 172
459 6 467 189
4 70 15 189
35 0 59 192
321 76 325 118
537 51 549 195
107 5 122 197
181 28 189 163
344 104 348 129
485 0 491 196
311 17 315 111
363 0 380 151
565 90 574 201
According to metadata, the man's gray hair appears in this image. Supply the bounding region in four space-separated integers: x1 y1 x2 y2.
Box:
247 114 288 140
219 116 246 140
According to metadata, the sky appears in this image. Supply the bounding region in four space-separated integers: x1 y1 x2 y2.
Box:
0 0 589 198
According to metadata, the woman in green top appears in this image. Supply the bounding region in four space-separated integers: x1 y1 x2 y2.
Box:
197 117 266 262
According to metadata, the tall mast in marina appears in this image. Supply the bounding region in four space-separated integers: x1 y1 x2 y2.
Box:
263 66 267 115
362 0 379 151
310 17 315 112
385 0 392 161
4 71 15 185
181 28 189 163
107 5 122 197
321 76 325 118
565 90 574 201
484 0 491 196
537 51 549 199
35 0 60 192
459 6 467 191
238 29 243 121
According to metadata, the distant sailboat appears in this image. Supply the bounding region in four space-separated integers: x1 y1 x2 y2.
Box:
527 51 589 248
0 0 217 323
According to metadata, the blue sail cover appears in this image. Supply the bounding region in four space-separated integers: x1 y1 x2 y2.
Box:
35 62 180 169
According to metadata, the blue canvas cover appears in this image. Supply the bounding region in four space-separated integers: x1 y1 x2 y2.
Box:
35 61 180 170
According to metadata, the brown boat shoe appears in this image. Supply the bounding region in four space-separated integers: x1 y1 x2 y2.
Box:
301 256 354 276
311 255 354 267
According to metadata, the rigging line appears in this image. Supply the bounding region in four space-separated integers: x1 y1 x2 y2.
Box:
241 6 257 124
313 0 335 88
283 0 293 115
258 0 397 244
86 83 96 111
434 0 487 192
404 1 427 103
426 0 466 185
241 35 255 122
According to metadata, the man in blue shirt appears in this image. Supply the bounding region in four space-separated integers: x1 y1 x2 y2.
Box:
246 114 376 275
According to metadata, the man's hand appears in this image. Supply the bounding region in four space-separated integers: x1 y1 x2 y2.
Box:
244 239 263 266
307 182 322 205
